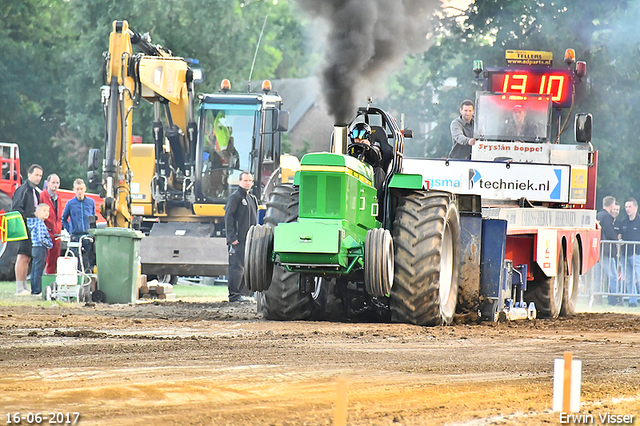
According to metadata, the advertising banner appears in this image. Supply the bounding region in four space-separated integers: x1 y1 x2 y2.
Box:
401 158 570 203
472 141 551 163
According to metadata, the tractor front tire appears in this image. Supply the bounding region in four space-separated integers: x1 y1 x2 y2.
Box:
365 228 394 297
244 226 255 291
260 184 316 320
263 184 299 227
244 224 274 292
260 183 342 321
0 241 18 281
390 191 461 326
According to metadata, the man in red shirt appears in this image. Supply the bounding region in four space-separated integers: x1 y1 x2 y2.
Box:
40 173 62 274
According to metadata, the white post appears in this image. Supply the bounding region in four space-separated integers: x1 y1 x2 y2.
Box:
553 351 582 413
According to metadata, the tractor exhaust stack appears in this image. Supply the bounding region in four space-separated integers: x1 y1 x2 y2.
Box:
333 125 348 155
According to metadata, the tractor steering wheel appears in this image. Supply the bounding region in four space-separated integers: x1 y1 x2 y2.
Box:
347 142 372 163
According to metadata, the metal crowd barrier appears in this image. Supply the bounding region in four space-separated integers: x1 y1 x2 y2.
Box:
585 240 640 307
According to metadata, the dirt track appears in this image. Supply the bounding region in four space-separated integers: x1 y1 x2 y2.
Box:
1 300 639 425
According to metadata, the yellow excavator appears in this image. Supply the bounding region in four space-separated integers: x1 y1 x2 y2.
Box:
89 20 297 281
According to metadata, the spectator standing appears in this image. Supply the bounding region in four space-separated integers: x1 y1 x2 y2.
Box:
11 164 43 296
597 195 619 305
224 171 257 303
615 198 640 307
27 204 53 295
449 100 476 160
40 173 62 274
612 203 620 221
61 179 96 272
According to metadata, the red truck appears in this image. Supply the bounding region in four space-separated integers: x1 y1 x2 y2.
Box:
0 142 104 280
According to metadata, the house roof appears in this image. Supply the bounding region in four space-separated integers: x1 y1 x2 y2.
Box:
271 77 321 131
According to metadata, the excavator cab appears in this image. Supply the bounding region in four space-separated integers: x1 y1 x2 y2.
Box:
196 108 250 202
196 86 289 204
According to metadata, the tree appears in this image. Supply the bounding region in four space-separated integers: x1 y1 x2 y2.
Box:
0 0 75 185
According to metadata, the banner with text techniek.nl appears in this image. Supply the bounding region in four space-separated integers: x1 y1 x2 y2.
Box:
401 159 571 203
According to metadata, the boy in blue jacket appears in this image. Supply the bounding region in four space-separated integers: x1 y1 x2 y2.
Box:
27 204 53 295
62 179 96 271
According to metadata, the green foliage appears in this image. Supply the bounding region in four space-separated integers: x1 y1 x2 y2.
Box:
280 134 310 159
0 0 309 189
281 133 292 154
0 0 72 181
294 139 312 159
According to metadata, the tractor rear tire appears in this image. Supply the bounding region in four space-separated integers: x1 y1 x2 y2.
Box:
263 184 299 227
525 250 565 319
244 224 274 292
259 184 338 321
390 191 461 326
365 228 394 297
0 191 17 281
561 240 581 316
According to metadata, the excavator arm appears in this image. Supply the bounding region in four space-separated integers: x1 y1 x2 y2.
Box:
102 20 196 228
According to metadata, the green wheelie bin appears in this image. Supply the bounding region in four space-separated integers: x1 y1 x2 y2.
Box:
90 228 144 304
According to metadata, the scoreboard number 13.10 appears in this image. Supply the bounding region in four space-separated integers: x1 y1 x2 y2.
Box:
489 70 573 107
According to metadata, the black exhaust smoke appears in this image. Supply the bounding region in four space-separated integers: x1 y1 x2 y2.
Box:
297 0 440 124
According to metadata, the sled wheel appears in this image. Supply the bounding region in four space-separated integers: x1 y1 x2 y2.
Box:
526 250 565 319
561 239 581 316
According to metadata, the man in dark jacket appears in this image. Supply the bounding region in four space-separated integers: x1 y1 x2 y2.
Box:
11 164 43 295
597 195 619 305
615 198 640 307
449 99 476 159
224 171 258 302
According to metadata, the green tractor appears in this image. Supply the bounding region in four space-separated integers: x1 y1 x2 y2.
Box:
245 106 461 325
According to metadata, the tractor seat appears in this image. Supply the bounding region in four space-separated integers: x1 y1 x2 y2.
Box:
370 126 393 173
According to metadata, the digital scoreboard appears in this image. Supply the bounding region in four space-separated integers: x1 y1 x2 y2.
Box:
487 69 573 108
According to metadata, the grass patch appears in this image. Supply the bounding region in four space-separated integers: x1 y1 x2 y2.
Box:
577 297 640 315
0 280 60 306
0 279 229 305
171 282 228 300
